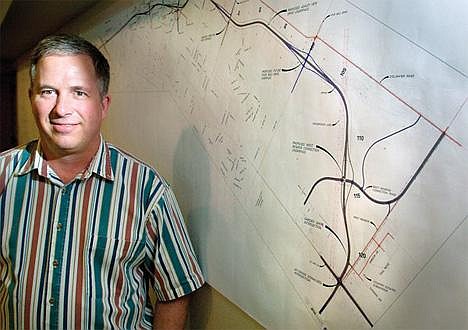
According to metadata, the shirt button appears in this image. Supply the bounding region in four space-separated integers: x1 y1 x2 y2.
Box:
49 298 55 305
57 223 63 231
53 260 59 268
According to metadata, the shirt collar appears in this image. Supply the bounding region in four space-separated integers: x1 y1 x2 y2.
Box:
16 137 114 182
85 137 114 181
16 140 47 177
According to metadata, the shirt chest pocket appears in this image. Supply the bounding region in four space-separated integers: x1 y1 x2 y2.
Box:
86 235 146 298
89 235 145 267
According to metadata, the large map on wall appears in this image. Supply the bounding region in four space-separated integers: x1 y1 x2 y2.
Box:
85 0 468 328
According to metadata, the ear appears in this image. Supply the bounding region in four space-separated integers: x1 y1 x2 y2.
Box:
101 94 111 119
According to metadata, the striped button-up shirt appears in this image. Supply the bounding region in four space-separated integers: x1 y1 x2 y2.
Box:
0 139 204 329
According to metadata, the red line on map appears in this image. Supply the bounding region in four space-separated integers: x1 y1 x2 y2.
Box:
257 0 462 147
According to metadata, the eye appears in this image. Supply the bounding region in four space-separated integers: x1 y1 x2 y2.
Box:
75 90 88 97
40 89 56 96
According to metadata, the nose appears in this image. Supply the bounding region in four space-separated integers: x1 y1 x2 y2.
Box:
51 93 71 117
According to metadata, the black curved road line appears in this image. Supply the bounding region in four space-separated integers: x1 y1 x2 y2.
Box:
325 225 346 252
99 0 189 49
361 115 421 188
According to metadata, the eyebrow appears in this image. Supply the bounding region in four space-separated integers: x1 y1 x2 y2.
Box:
33 84 57 93
36 84 56 90
35 84 91 92
70 85 90 91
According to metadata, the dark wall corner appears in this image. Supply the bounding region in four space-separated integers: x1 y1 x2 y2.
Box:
0 60 17 152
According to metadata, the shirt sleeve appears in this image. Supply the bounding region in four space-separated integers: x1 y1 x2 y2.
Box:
145 183 205 301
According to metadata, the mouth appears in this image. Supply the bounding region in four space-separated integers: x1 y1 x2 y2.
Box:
51 122 78 133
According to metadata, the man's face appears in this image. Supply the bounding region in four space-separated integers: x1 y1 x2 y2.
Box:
30 54 110 159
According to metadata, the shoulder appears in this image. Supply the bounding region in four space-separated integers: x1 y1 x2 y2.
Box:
0 141 37 195
105 142 170 195
0 141 37 172
105 143 164 179
0 141 33 159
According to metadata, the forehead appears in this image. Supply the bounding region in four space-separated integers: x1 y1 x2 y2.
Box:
35 54 97 80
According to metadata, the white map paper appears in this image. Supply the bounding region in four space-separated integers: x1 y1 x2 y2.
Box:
85 0 468 328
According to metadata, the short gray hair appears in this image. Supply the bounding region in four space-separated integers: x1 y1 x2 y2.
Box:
30 34 110 96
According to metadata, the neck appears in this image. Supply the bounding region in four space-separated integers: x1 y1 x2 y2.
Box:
48 154 93 184
40 142 99 184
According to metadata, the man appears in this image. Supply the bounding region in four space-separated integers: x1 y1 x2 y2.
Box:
0 34 204 329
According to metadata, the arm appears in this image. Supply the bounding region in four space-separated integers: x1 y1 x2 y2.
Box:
153 295 190 330
149 186 205 329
